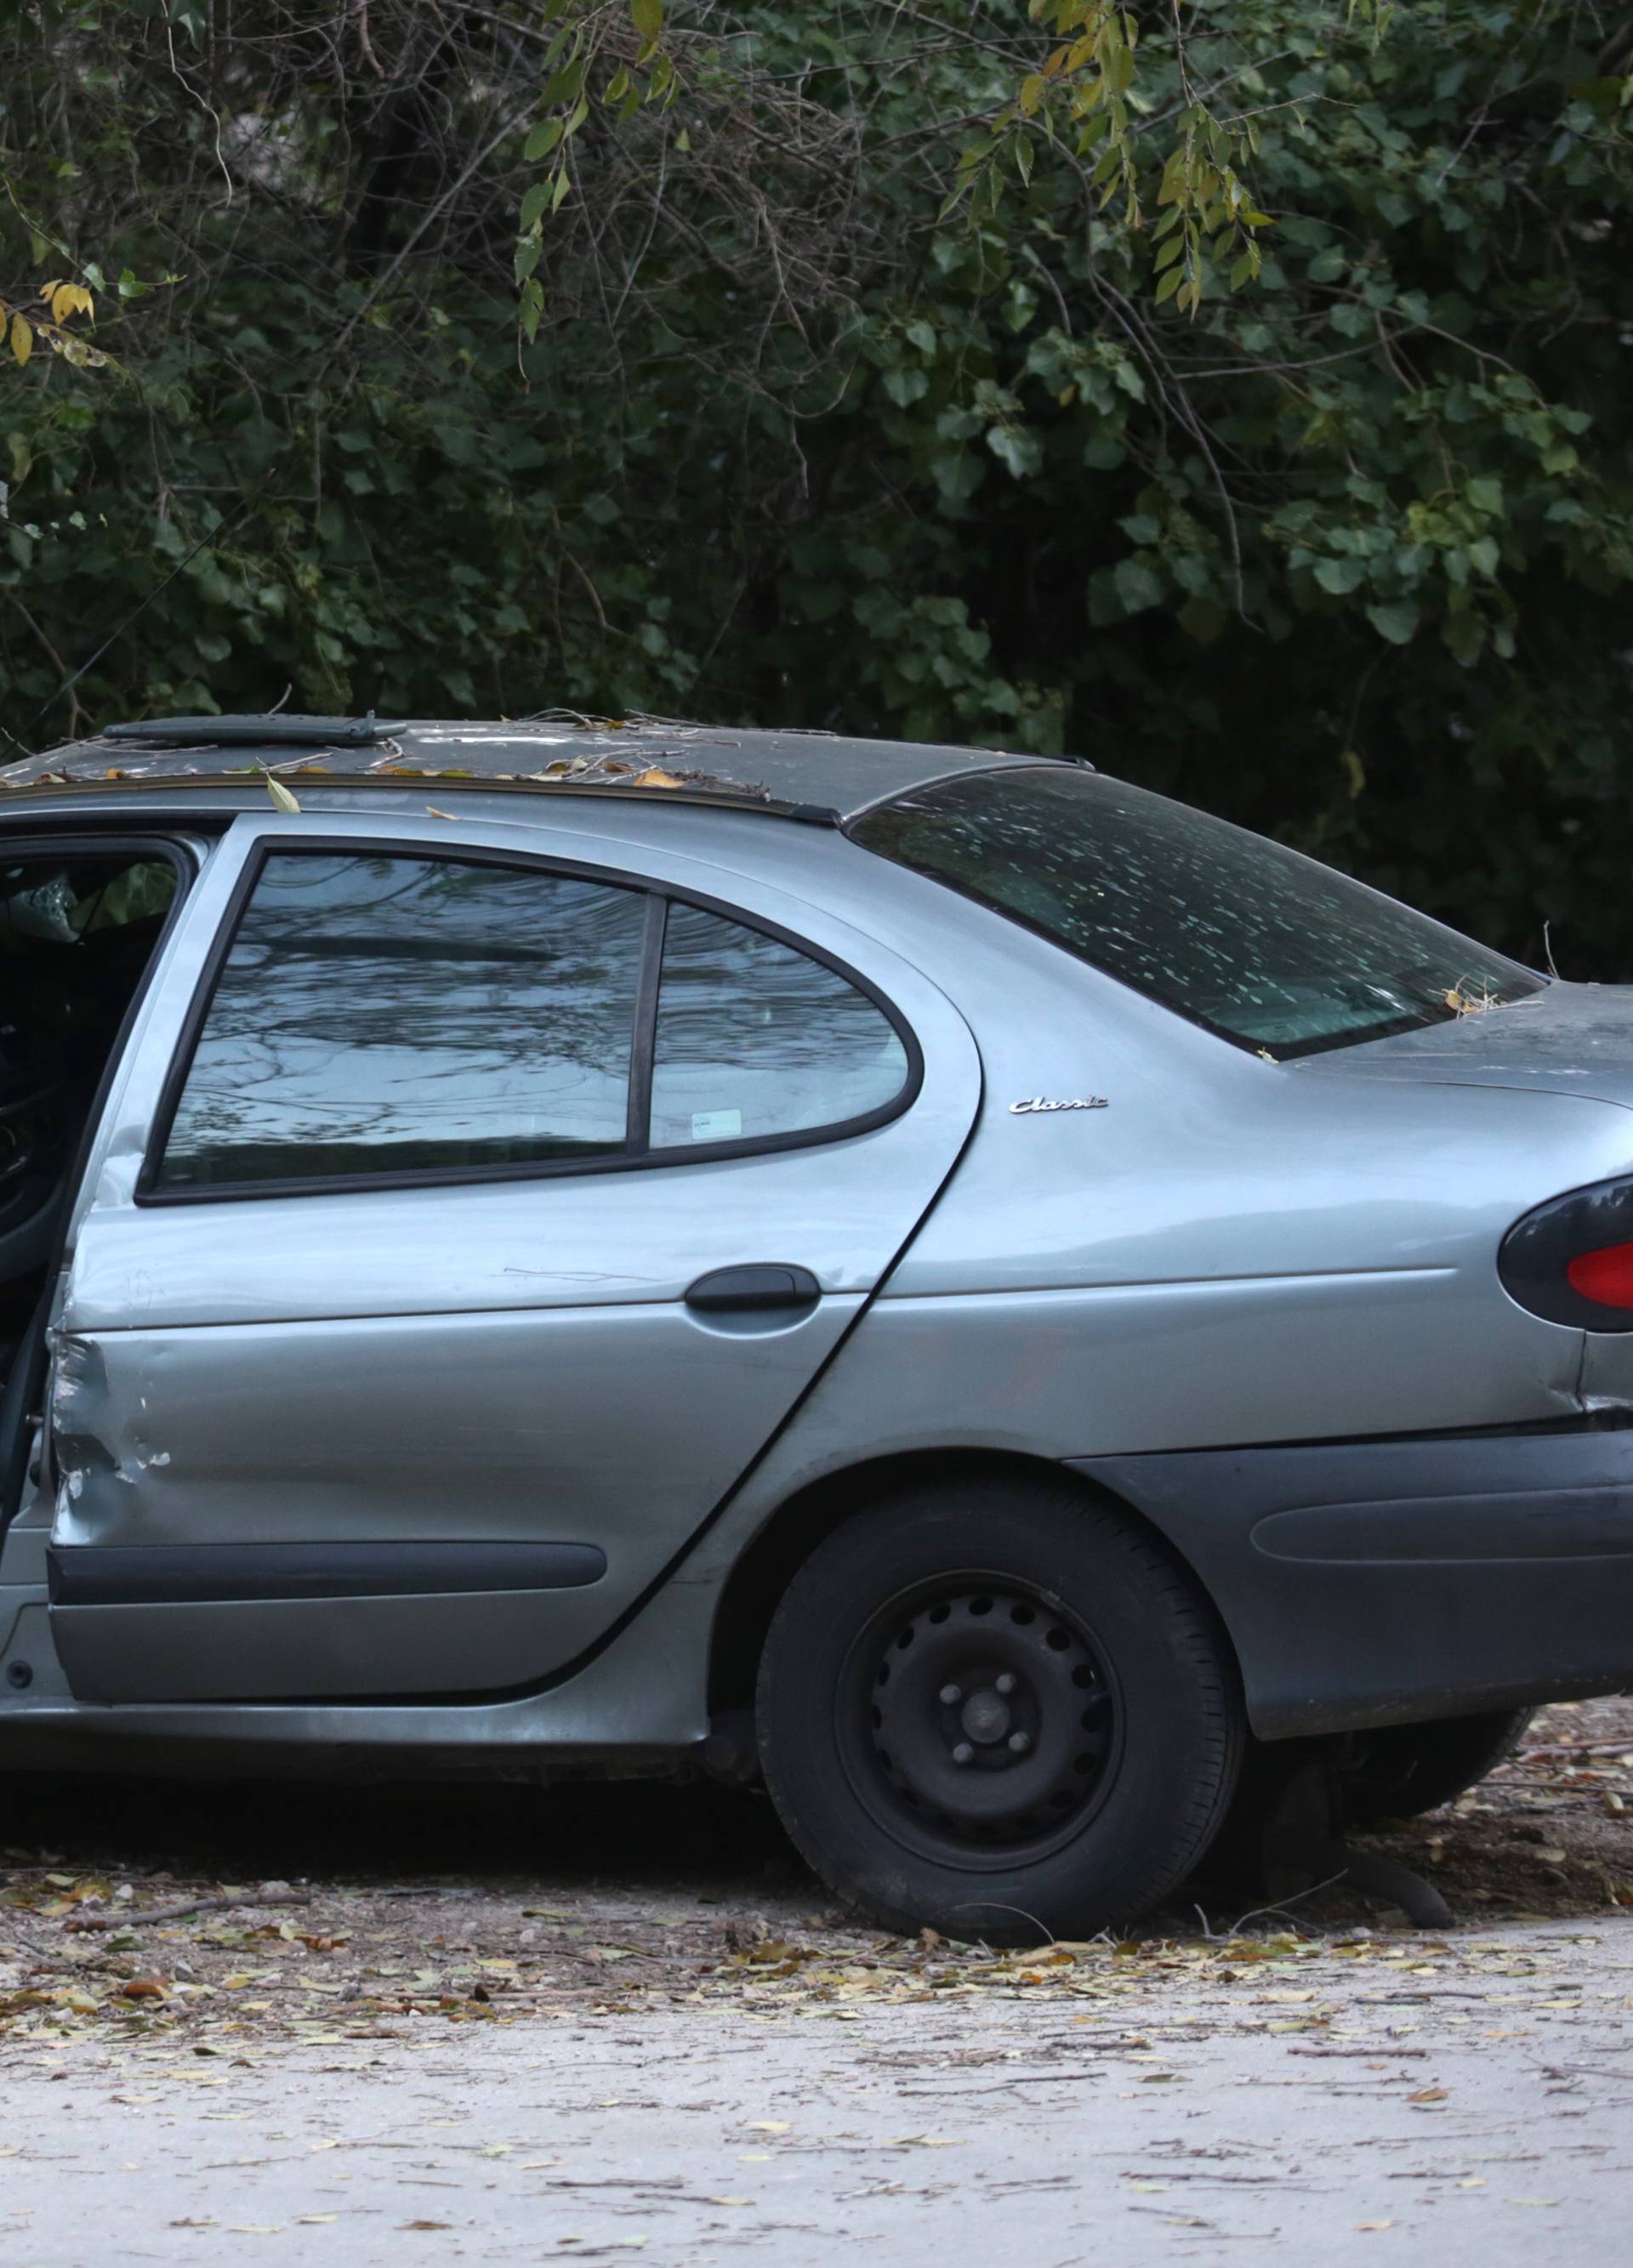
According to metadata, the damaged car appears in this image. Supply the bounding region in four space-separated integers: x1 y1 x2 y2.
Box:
0 711 1629 1939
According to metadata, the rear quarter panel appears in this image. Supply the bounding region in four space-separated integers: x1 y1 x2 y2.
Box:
674 838 1633 1582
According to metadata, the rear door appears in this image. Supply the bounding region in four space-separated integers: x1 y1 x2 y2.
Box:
46 810 979 1702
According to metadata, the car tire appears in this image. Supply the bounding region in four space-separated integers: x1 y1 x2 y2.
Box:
755 1476 1243 1942
1336 1708 1536 1828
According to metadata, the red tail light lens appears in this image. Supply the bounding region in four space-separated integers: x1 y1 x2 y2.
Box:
1565 1242 1633 1310
1501 1174 1633 1330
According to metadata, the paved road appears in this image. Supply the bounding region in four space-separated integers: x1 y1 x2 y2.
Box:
5 1918 1630 2267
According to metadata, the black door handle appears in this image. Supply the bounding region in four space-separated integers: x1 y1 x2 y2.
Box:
684 1264 822 1316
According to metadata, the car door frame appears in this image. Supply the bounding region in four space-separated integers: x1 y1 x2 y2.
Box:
0 825 205 1539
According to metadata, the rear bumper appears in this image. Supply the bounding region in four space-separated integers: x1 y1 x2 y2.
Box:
1070 1424 1633 1740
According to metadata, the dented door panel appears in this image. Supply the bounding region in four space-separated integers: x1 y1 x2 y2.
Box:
45 813 982 1704
48 1298 863 1700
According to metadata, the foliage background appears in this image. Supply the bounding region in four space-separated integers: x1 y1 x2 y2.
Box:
2 1 1631 970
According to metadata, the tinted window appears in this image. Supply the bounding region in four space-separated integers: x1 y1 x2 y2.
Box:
853 766 1542 1057
650 904 908 1148
158 853 646 1187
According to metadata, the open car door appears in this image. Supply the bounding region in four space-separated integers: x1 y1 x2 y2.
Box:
0 835 200 1558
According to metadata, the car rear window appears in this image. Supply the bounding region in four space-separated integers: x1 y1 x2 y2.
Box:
851 765 1543 1058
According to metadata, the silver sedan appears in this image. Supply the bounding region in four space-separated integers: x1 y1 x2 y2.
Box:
0 713 1627 1937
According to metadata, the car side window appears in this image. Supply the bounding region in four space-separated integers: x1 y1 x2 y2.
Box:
649 902 909 1151
155 852 648 1189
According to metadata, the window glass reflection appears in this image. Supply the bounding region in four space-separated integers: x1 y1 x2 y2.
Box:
651 904 908 1148
159 854 646 1186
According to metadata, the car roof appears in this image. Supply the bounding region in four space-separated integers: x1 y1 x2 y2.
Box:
0 713 1065 825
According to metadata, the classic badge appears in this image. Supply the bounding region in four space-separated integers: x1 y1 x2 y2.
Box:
1009 1095 1109 1114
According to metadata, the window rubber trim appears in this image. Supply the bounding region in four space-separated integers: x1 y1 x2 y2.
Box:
134 833 925 1206
624 893 666 1157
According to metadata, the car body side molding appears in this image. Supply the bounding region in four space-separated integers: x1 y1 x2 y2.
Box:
47 1541 606 1607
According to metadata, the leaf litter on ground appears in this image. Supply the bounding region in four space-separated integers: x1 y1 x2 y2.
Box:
0 1696 1627 2065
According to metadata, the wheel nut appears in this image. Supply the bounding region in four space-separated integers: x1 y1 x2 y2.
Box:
1007 1731 1031 1755
939 1684 962 1706
994 1673 1016 1696
951 1742 975 1765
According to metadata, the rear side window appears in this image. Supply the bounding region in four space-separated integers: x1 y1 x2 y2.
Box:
151 850 914 1197
155 853 647 1188
650 904 908 1149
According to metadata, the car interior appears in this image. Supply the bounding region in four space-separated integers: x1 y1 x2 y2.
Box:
0 847 180 1512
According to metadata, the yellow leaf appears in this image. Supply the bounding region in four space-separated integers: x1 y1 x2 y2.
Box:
633 766 683 787
50 283 94 325
10 313 32 366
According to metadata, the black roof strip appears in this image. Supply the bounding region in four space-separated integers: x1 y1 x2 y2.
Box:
105 712 402 749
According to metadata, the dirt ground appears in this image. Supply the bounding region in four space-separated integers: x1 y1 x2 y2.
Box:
0 1695 1628 2049
1 1699 1630 2265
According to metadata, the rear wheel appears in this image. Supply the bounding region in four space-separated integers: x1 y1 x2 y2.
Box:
1336 1708 1536 1828
755 1477 1243 1941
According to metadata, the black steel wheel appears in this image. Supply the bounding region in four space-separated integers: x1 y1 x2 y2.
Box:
756 1475 1243 1941
857 1580 1119 1865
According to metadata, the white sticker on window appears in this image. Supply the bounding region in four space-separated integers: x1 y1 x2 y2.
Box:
691 1108 743 1142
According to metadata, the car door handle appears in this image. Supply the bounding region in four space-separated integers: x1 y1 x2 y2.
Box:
684 1265 822 1317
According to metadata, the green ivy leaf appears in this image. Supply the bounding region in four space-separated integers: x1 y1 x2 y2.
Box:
1114 558 1164 613
1366 600 1420 645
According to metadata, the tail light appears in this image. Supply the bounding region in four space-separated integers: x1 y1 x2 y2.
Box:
1566 1243 1633 1310
1499 1175 1633 1331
